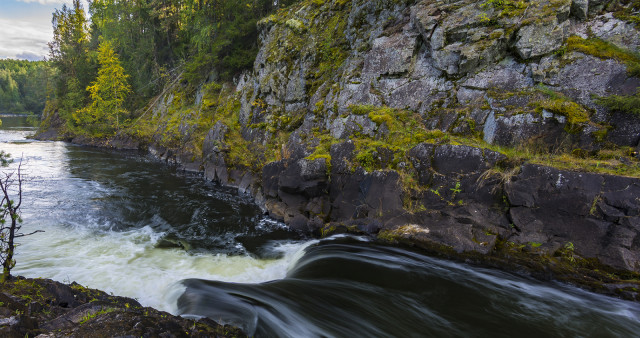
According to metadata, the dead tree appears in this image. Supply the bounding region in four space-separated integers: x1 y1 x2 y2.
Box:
0 156 42 282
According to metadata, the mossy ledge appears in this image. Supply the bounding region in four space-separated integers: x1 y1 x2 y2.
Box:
0 276 245 337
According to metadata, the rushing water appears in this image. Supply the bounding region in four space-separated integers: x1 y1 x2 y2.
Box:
1 115 639 337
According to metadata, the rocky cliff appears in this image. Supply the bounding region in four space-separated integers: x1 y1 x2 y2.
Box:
40 0 640 297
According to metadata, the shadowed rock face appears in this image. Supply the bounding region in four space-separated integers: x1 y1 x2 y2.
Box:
506 164 640 272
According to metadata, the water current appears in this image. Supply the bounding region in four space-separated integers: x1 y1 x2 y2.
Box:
1 115 639 337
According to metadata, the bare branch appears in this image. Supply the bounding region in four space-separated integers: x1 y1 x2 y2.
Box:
15 230 44 237
15 158 23 210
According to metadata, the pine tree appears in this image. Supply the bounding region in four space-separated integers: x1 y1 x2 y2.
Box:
74 40 131 135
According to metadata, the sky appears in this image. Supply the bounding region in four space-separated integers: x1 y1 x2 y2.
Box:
0 0 89 61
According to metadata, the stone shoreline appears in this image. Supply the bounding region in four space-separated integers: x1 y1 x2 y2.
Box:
0 276 245 337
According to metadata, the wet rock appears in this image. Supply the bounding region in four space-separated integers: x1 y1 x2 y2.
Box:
279 158 328 197
407 143 436 185
43 281 79 308
262 161 286 198
433 145 498 175
606 111 640 147
330 141 356 175
359 170 404 219
109 133 140 150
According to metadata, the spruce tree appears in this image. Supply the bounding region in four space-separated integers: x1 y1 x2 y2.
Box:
75 40 131 135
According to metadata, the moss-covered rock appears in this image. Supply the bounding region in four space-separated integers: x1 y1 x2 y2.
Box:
0 277 245 337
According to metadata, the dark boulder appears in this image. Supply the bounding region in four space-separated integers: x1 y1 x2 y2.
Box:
505 164 640 272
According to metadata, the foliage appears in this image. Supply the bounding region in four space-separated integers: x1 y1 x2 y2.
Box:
0 152 9 167
74 40 132 136
49 0 94 126
566 36 640 77
0 60 52 115
48 0 303 136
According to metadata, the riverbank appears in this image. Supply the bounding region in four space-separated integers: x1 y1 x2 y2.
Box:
44 134 640 303
0 276 245 337
9 118 639 335
35 0 640 304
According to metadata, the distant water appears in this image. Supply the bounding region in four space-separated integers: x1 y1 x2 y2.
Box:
1 116 638 337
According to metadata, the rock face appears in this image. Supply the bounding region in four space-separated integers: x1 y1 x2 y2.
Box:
139 0 640 276
506 164 640 272
37 0 640 290
0 277 244 337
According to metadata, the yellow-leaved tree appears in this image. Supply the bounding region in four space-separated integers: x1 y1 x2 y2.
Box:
74 40 131 135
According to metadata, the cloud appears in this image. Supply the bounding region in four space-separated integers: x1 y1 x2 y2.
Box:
0 18 51 60
16 52 44 61
0 0 91 60
16 0 74 4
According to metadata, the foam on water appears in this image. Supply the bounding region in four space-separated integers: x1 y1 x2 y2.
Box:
15 220 313 312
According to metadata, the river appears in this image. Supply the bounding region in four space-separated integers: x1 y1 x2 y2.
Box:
1 115 639 337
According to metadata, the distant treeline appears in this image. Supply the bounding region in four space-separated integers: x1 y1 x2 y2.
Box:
47 0 300 136
0 59 51 115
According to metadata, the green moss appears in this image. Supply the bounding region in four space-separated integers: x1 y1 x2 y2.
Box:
591 126 610 143
481 0 528 18
454 132 640 177
305 133 339 172
349 104 376 115
377 229 401 243
567 36 640 77
351 105 448 172
320 225 336 237
368 106 397 127
9 279 45 302
611 0 640 25
285 18 306 33
79 307 115 324
595 90 640 116
216 97 261 170
537 99 590 125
